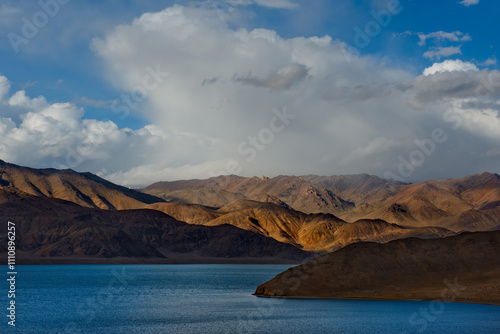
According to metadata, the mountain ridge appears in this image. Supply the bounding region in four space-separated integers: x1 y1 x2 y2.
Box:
1 161 497 258
141 172 500 233
0 160 164 210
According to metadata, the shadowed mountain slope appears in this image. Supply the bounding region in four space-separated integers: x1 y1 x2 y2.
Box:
255 231 500 305
0 189 311 264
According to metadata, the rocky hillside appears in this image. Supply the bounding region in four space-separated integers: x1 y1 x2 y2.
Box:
0 160 164 210
142 172 500 232
146 199 454 251
255 231 500 305
143 175 356 214
0 188 311 264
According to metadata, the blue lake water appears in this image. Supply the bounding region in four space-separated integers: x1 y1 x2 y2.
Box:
2 264 500 333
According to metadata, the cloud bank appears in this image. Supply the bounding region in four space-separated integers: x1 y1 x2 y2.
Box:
1 5 499 187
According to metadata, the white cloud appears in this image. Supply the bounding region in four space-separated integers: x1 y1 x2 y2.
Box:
0 75 219 185
458 0 479 6
87 6 500 185
480 57 497 66
417 31 471 46
423 59 479 76
8 90 48 110
423 46 463 60
1 5 499 186
400 31 471 61
0 76 10 102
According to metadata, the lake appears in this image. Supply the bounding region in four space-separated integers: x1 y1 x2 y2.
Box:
4 264 500 333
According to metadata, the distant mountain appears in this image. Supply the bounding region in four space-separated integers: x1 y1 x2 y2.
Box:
344 172 500 231
144 199 453 251
142 172 500 232
0 188 311 264
255 231 500 305
0 160 164 210
301 173 404 204
142 175 356 214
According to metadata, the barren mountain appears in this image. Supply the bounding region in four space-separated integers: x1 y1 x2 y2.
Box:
0 189 311 264
142 172 500 232
0 160 163 210
2 161 496 259
255 231 500 305
302 173 405 204
148 199 453 251
142 175 355 214
344 172 500 231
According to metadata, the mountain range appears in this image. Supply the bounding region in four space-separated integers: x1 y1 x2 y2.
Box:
1 160 499 265
141 172 500 239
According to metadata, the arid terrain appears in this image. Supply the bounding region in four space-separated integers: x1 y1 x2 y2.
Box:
254 231 500 305
142 172 500 233
1 160 499 304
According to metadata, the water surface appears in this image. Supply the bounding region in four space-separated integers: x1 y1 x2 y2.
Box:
4 264 500 333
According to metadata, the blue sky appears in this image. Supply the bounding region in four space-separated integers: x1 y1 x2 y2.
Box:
0 0 499 186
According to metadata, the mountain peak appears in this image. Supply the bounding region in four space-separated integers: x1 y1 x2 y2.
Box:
0 160 164 209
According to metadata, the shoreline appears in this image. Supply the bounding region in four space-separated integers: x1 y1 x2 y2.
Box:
252 293 500 306
0 255 303 265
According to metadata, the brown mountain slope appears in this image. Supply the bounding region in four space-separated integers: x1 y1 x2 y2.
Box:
0 189 312 264
196 200 454 251
344 172 500 231
301 219 454 251
142 172 500 232
2 161 495 256
255 231 500 305
1 162 453 255
150 187 246 208
142 175 355 214
146 202 221 225
302 173 405 205
0 160 164 210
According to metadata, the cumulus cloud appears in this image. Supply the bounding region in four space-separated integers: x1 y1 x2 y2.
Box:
423 59 479 76
1 5 499 187
0 74 218 185
87 5 500 185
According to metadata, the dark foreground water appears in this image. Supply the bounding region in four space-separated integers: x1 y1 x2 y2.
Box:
2 265 500 333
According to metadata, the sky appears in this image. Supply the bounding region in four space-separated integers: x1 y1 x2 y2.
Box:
0 0 499 187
